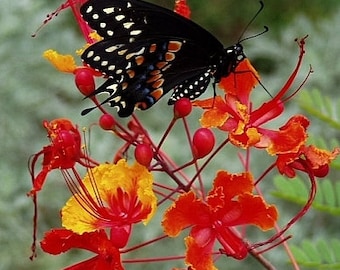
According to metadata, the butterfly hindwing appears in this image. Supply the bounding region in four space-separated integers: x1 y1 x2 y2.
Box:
82 36 216 117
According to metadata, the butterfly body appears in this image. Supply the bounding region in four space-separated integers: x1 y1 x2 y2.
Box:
80 0 246 117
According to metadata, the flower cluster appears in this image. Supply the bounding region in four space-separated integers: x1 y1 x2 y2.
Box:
28 0 339 269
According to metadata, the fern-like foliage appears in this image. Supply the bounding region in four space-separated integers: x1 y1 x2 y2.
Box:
290 239 340 268
272 176 340 215
298 88 340 130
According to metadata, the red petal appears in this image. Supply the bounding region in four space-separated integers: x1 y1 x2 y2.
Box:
209 171 254 202
219 59 259 105
263 115 309 155
162 192 211 237
185 236 217 270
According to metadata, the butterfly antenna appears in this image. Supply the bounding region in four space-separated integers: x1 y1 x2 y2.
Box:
237 1 267 43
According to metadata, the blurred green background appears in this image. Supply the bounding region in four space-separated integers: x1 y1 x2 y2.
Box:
1 0 340 269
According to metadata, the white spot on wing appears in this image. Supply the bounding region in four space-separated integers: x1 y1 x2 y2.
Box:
86 6 93 13
130 30 142 36
103 7 115 14
87 50 94 58
123 22 134 29
115 15 125 21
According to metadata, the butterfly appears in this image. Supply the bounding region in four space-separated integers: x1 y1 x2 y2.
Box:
80 0 256 117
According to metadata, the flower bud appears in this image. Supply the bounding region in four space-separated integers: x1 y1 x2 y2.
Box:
174 98 192 118
99 114 116 130
135 143 153 167
192 128 215 159
74 68 95 96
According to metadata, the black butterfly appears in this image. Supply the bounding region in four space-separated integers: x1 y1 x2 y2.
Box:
80 0 253 117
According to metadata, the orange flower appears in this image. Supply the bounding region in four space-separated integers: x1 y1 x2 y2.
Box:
62 159 157 248
162 171 278 270
41 228 123 270
194 38 308 155
28 118 85 196
276 144 340 178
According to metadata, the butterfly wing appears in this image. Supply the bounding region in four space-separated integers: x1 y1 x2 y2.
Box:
80 0 225 116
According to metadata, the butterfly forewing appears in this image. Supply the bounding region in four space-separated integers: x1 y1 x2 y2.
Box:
80 0 223 52
80 0 245 117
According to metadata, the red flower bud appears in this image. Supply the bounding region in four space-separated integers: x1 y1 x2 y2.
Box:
99 114 116 130
135 143 153 167
192 128 215 159
174 98 192 118
74 68 95 96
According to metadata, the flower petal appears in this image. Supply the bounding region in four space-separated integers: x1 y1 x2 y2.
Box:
185 236 217 270
263 115 309 155
219 59 259 105
62 160 157 234
162 191 211 237
43 49 77 73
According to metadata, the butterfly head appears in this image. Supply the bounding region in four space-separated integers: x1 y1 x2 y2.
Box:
213 43 245 81
225 43 246 68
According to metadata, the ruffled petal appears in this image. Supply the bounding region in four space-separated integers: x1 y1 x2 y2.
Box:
162 191 211 237
185 236 217 270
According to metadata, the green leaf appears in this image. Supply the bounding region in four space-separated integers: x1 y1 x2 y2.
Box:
321 179 336 207
272 176 340 215
331 240 340 262
298 89 340 130
302 240 321 263
316 240 333 264
290 239 340 268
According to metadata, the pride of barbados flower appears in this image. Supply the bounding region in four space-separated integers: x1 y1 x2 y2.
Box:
28 118 84 196
41 229 124 270
162 171 278 270
194 38 308 155
39 160 157 269
62 160 157 248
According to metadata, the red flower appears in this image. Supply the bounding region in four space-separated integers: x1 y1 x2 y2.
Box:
162 171 278 270
194 38 308 155
277 144 340 178
41 228 123 270
28 118 86 196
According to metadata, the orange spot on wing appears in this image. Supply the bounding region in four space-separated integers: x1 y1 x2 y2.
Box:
135 56 144 65
150 70 161 75
168 41 182 52
156 61 167 69
150 88 164 100
127 69 135 79
136 102 144 109
149 43 157 53
152 79 164 89
165 52 175 61
147 74 162 83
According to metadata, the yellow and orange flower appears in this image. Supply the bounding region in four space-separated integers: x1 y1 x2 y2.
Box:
62 159 157 248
